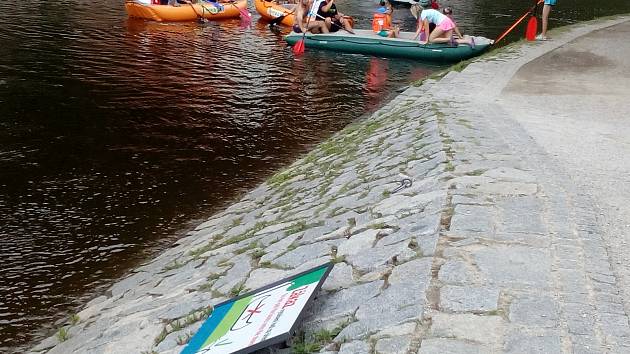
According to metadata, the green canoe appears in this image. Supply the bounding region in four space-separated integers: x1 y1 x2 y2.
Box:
285 30 493 63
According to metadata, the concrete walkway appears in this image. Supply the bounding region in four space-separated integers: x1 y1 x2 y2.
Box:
31 15 630 354
502 19 630 333
418 15 630 353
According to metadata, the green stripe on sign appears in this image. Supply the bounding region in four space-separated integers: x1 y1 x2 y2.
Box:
287 266 327 290
201 295 253 349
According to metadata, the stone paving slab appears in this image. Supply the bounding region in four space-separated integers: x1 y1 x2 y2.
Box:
31 15 630 354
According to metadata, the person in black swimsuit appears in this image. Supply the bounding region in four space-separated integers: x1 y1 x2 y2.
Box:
317 0 354 34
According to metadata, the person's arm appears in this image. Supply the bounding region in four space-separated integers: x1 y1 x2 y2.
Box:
454 25 463 38
296 6 304 29
415 19 429 42
414 19 423 39
321 0 333 13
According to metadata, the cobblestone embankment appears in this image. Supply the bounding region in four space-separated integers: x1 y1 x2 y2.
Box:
32 15 630 354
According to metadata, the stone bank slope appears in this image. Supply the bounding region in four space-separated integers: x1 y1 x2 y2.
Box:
32 16 630 354
31 64 449 352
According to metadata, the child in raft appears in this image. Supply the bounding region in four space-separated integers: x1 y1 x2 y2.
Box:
413 0 473 46
373 0 399 38
442 6 464 40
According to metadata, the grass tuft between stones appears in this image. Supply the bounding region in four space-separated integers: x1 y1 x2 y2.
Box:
56 327 69 342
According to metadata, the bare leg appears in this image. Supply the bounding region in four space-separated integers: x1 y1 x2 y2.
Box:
454 37 472 45
541 4 552 37
324 18 333 33
307 20 327 34
387 25 399 38
341 18 354 34
428 28 452 43
453 25 463 39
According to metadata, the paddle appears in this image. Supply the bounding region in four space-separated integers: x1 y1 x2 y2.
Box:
292 7 313 55
314 13 354 34
525 0 538 41
227 0 252 27
292 31 307 55
494 0 543 45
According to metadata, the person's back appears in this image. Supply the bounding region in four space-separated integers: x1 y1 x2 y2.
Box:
420 8 446 25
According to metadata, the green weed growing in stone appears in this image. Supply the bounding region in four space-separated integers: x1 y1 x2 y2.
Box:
170 319 184 332
188 241 215 258
229 282 246 297
56 327 69 342
234 241 257 255
176 332 194 346
368 222 387 230
217 259 232 267
163 259 186 272
285 221 307 236
357 189 369 200
69 313 80 325
223 221 271 247
252 248 265 259
197 282 213 292
456 118 473 129
154 327 168 346
466 169 486 176
328 206 344 218
331 255 345 264
292 333 322 354
231 216 243 227
312 328 335 343
268 169 296 188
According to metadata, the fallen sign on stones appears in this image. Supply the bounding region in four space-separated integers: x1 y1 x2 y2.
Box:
182 263 333 354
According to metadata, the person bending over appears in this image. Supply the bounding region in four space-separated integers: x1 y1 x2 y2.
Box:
414 3 472 46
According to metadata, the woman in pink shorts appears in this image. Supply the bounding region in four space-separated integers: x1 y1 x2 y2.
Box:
413 1 473 46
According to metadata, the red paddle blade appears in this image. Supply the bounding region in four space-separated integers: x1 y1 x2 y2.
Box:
239 9 252 26
526 16 537 41
293 39 305 56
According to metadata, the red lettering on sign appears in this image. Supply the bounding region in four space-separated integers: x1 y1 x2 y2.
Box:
283 286 308 308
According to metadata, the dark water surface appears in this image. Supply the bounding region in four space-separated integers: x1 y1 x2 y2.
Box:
1 0 629 350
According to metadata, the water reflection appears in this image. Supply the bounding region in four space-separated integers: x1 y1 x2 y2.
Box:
0 1 440 351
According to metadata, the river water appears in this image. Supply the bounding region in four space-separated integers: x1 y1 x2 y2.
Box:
1 0 629 350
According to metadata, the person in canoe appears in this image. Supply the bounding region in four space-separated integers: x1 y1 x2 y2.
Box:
442 6 464 39
372 0 399 38
413 0 473 46
316 0 355 34
294 0 329 33
411 0 437 34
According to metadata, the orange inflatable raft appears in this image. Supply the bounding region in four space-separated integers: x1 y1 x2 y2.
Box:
254 0 295 27
125 0 247 22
